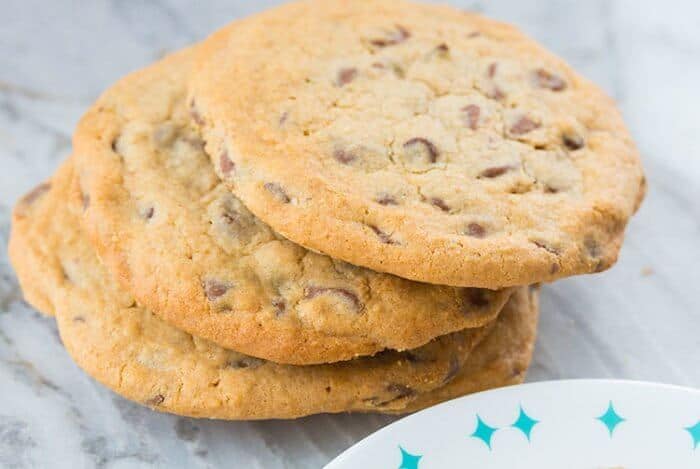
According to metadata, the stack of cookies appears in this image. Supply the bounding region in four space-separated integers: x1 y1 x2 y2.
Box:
8 0 645 420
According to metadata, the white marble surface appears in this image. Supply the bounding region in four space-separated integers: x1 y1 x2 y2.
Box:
1 0 699 467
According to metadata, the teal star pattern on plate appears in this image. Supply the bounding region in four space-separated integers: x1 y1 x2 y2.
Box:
685 420 700 449
597 401 625 437
511 405 539 441
398 446 422 469
470 415 498 449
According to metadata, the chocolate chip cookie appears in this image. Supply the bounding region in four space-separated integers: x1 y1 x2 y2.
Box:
70 47 511 365
189 0 645 288
8 162 537 419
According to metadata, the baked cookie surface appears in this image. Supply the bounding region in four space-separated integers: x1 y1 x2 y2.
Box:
8 162 537 419
70 47 510 365
189 0 645 288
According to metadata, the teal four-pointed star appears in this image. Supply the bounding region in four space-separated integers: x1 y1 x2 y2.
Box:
470 415 498 449
597 401 626 437
685 420 700 450
512 405 540 441
398 446 422 469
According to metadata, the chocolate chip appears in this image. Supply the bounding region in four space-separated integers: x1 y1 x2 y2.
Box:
464 222 486 238
584 236 601 258
20 183 50 206
369 25 411 47
433 43 450 58
226 357 264 370
479 165 512 178
550 262 560 274
140 206 155 220
81 193 90 211
333 148 356 164
375 193 399 206
462 104 481 130
110 137 120 153
403 137 439 163
271 298 286 316
487 62 498 78
304 286 363 312
429 197 450 212
563 133 585 150
219 150 235 176
462 288 490 309
468 31 481 38
279 111 289 126
531 240 559 255
190 100 205 126
510 115 540 135
368 224 400 245
203 279 231 301
362 384 415 407
145 394 165 406
73 316 85 323
336 67 358 87
263 182 291 203
533 68 567 91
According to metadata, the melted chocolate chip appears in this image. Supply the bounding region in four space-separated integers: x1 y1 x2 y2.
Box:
219 150 235 176
368 224 399 245
336 67 358 87
403 137 439 163
563 133 585 151
479 165 512 178
533 68 567 91
304 286 363 312
203 279 231 301
20 183 51 206
81 193 90 211
263 182 291 203
369 25 411 47
375 193 399 206
510 116 540 135
429 197 450 212
462 104 481 130
464 222 486 238
145 394 165 406
333 148 356 164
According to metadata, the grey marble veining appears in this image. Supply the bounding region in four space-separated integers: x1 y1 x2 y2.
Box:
1 1 699 467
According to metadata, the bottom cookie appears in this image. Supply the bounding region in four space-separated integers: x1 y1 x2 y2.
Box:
10 162 538 419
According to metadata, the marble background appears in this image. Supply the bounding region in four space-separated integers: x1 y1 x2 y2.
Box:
1 0 698 467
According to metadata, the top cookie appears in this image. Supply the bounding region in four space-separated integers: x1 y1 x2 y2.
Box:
70 46 510 365
189 0 646 288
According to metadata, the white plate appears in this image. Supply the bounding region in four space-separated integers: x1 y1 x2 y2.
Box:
326 380 700 468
